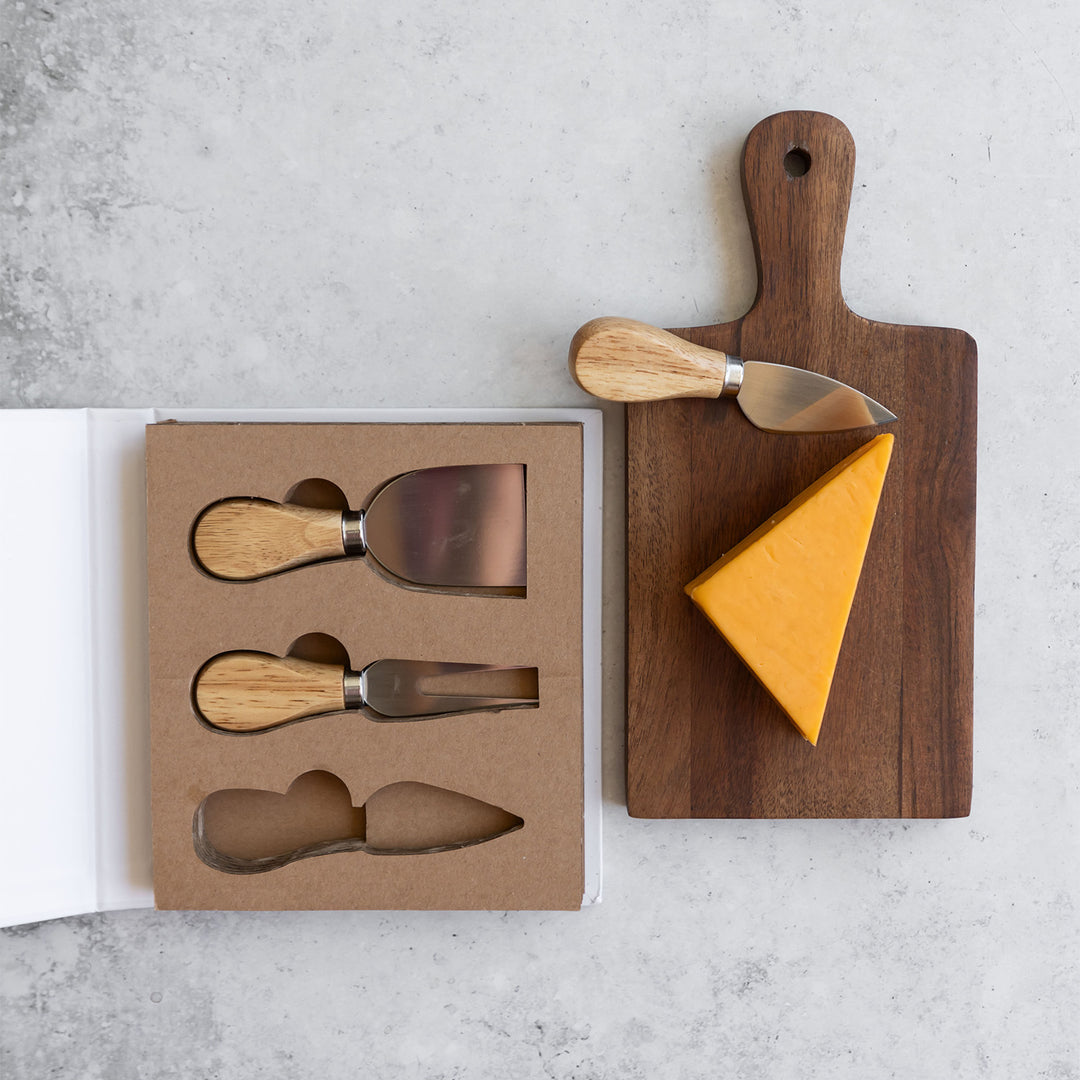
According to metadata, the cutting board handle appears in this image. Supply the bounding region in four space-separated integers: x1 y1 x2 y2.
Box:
741 111 856 322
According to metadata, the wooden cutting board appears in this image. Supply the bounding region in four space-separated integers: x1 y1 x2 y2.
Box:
625 111 976 818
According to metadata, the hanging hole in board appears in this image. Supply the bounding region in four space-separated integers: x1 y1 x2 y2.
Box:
783 147 811 178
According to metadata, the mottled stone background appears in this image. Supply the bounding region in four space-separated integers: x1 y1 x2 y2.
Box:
2 1 1077 1077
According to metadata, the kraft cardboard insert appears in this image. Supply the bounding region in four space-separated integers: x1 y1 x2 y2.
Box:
146 422 586 911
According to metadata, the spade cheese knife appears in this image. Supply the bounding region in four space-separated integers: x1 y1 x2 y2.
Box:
570 317 896 433
192 463 526 586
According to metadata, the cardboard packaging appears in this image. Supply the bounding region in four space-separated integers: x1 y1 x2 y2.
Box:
1 407 602 927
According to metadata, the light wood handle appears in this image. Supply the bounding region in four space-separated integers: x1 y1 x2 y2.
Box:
192 499 347 580
194 651 348 732
569 316 731 402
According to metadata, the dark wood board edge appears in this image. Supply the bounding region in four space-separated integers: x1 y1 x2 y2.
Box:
899 326 977 817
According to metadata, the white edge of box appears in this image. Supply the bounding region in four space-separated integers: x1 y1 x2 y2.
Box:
0 410 101 928
0 406 602 927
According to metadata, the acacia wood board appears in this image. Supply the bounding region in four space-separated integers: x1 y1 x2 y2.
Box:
625 112 976 818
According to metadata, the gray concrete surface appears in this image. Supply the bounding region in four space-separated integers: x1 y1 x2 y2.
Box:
2 1 1077 1076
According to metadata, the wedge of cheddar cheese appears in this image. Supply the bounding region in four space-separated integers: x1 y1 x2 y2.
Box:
685 433 894 746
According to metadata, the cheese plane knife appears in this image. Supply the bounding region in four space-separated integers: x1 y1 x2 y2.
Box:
570 317 896 433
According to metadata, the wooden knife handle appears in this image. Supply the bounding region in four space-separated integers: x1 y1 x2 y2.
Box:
194 651 348 731
192 499 347 580
569 316 731 402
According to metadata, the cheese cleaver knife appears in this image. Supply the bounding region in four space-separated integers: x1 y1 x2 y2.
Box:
570 316 896 433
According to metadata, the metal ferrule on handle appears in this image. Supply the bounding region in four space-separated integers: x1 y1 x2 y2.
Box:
720 355 744 397
340 510 366 556
342 669 365 710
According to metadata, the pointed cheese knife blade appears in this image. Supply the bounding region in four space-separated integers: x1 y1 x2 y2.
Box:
569 316 896 433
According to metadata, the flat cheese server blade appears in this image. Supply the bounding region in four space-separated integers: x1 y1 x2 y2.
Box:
570 317 896 433
192 463 526 586
360 463 526 589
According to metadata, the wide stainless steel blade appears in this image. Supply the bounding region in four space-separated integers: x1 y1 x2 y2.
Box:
363 463 526 588
737 361 896 434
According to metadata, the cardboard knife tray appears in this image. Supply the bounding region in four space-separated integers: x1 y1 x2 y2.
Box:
1 407 602 927
148 418 600 911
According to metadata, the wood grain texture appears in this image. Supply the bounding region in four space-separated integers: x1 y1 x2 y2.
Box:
625 111 976 819
192 498 346 580
570 317 731 401
194 651 347 731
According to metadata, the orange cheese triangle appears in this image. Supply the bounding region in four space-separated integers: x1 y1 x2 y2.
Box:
685 433 894 746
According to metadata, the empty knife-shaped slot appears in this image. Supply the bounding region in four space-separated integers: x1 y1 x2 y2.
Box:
189 463 527 596
191 642 539 733
193 771 524 874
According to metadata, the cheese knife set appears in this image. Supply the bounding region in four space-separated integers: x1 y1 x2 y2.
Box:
146 420 592 911
139 109 972 921
170 461 535 869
